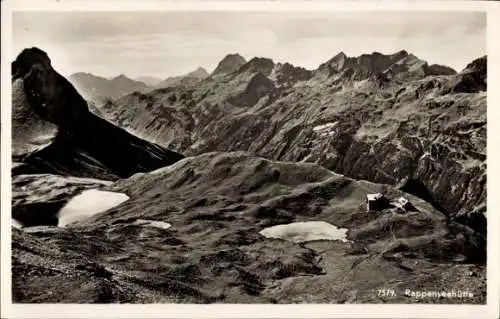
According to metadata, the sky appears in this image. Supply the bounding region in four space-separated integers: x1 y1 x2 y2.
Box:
12 11 486 79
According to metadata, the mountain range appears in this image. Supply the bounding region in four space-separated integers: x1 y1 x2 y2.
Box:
99 50 486 232
11 47 487 304
68 72 149 105
134 76 163 87
153 67 209 89
68 67 210 105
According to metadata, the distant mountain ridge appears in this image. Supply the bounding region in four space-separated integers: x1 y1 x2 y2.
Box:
68 50 459 105
68 72 149 104
154 67 209 89
135 76 162 86
69 67 212 103
316 50 457 82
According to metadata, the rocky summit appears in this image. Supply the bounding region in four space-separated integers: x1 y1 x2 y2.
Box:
11 48 486 304
12 47 184 180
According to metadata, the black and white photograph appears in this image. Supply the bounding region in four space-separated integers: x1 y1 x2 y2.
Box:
1 1 499 318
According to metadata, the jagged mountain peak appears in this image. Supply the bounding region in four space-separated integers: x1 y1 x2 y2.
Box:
237 57 275 76
186 67 209 78
212 53 247 76
112 74 138 82
355 51 400 74
270 61 313 86
333 51 348 60
12 47 52 80
444 55 486 93
222 53 246 61
319 51 348 73
12 47 89 126
461 55 487 74
11 47 184 179
390 49 409 61
247 56 275 65
426 63 457 76
317 50 456 82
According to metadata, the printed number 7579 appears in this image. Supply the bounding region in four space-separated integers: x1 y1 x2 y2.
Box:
378 289 396 297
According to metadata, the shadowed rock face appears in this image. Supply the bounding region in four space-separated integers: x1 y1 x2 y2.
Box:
99 51 486 234
446 56 487 93
12 47 184 180
12 78 58 157
270 62 313 87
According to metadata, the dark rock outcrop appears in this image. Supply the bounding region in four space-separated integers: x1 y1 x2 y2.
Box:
446 56 487 93
425 64 457 76
228 73 276 107
12 47 184 180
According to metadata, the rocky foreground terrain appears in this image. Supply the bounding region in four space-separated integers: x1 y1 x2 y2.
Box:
11 47 487 304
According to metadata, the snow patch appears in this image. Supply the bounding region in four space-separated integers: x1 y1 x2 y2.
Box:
58 189 129 227
132 219 172 230
300 153 314 163
313 122 338 132
353 79 370 89
420 151 432 160
12 219 23 229
259 221 349 243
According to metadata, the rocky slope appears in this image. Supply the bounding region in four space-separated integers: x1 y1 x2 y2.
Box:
12 152 486 303
68 72 149 105
12 47 184 180
99 51 486 236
